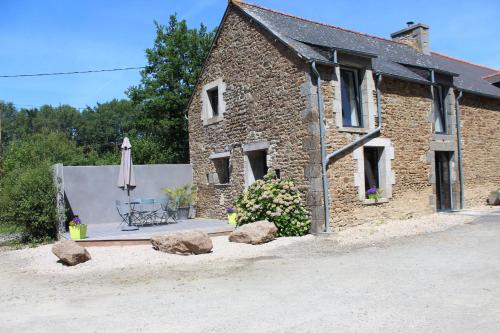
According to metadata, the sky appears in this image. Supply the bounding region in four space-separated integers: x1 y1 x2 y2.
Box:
0 0 499 109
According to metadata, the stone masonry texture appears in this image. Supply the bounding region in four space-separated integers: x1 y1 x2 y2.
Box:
188 7 320 225
188 5 500 230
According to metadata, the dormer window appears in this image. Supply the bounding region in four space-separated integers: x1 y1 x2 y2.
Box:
340 67 363 127
434 84 447 134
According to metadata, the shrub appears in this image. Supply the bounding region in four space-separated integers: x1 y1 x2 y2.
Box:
235 170 311 237
0 132 84 243
0 162 57 242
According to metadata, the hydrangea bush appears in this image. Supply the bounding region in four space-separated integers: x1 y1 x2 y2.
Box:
235 170 311 237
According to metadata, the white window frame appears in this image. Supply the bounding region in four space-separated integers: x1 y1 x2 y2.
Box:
340 67 363 128
353 138 395 203
242 141 270 188
201 78 226 125
332 67 376 132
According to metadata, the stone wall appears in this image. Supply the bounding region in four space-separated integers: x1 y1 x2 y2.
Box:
322 76 435 227
188 6 320 221
460 93 500 206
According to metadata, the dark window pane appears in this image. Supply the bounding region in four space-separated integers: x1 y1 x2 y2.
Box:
208 87 219 116
435 151 452 210
434 85 446 133
340 69 362 127
248 150 268 181
364 147 381 198
214 157 230 184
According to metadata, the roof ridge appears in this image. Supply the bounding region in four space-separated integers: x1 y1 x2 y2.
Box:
431 51 499 72
232 0 407 47
482 71 500 79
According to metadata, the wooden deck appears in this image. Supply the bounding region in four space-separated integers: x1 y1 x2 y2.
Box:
62 219 234 247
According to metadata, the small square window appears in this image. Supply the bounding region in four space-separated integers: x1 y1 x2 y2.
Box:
202 79 225 125
245 150 268 187
340 68 362 127
207 87 219 117
213 157 230 184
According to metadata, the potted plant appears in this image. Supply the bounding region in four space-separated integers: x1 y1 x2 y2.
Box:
226 207 237 225
163 183 197 220
366 187 383 202
69 215 87 240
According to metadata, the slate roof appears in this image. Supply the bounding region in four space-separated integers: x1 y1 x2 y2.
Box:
233 1 500 99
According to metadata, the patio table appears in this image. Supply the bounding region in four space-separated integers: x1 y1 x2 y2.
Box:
127 198 169 226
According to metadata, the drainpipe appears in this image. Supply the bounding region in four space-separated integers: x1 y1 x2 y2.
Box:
310 61 331 233
325 74 383 163
455 90 464 209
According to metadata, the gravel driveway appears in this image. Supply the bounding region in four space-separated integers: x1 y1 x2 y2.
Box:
0 208 499 332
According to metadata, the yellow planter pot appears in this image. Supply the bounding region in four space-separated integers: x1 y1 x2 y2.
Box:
227 213 237 225
69 225 87 240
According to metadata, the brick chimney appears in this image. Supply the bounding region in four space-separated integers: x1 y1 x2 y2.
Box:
391 22 430 55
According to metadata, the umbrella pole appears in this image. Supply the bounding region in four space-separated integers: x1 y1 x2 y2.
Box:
122 186 139 231
127 187 132 226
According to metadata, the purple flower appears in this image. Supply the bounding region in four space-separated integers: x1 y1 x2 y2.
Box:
226 207 234 214
366 187 378 195
71 215 81 225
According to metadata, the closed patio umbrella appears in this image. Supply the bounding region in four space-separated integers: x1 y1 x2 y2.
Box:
118 137 138 231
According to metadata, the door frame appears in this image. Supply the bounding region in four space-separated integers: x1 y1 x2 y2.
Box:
435 151 453 211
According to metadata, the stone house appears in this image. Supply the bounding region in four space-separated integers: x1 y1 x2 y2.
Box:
187 0 500 232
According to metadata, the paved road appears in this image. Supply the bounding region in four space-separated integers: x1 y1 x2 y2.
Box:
1 210 499 332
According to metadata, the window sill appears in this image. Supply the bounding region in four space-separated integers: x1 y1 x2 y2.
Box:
214 183 231 188
338 127 369 134
204 116 223 126
362 198 389 205
432 133 453 140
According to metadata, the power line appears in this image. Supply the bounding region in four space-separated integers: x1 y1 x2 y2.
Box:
12 103 88 110
0 66 145 78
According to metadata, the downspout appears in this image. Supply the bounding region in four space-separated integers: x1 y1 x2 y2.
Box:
455 90 464 209
325 73 383 163
310 61 331 233
311 54 382 233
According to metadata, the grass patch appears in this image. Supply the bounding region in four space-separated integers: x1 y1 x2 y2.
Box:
0 224 21 235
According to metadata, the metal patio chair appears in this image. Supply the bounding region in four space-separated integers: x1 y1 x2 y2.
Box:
159 196 180 224
139 198 158 225
115 200 131 227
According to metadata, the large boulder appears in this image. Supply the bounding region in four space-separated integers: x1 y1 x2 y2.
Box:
151 231 213 255
52 240 91 266
229 220 277 245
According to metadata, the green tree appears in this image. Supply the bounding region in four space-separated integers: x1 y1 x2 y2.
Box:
32 105 81 139
127 15 215 163
77 99 137 155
